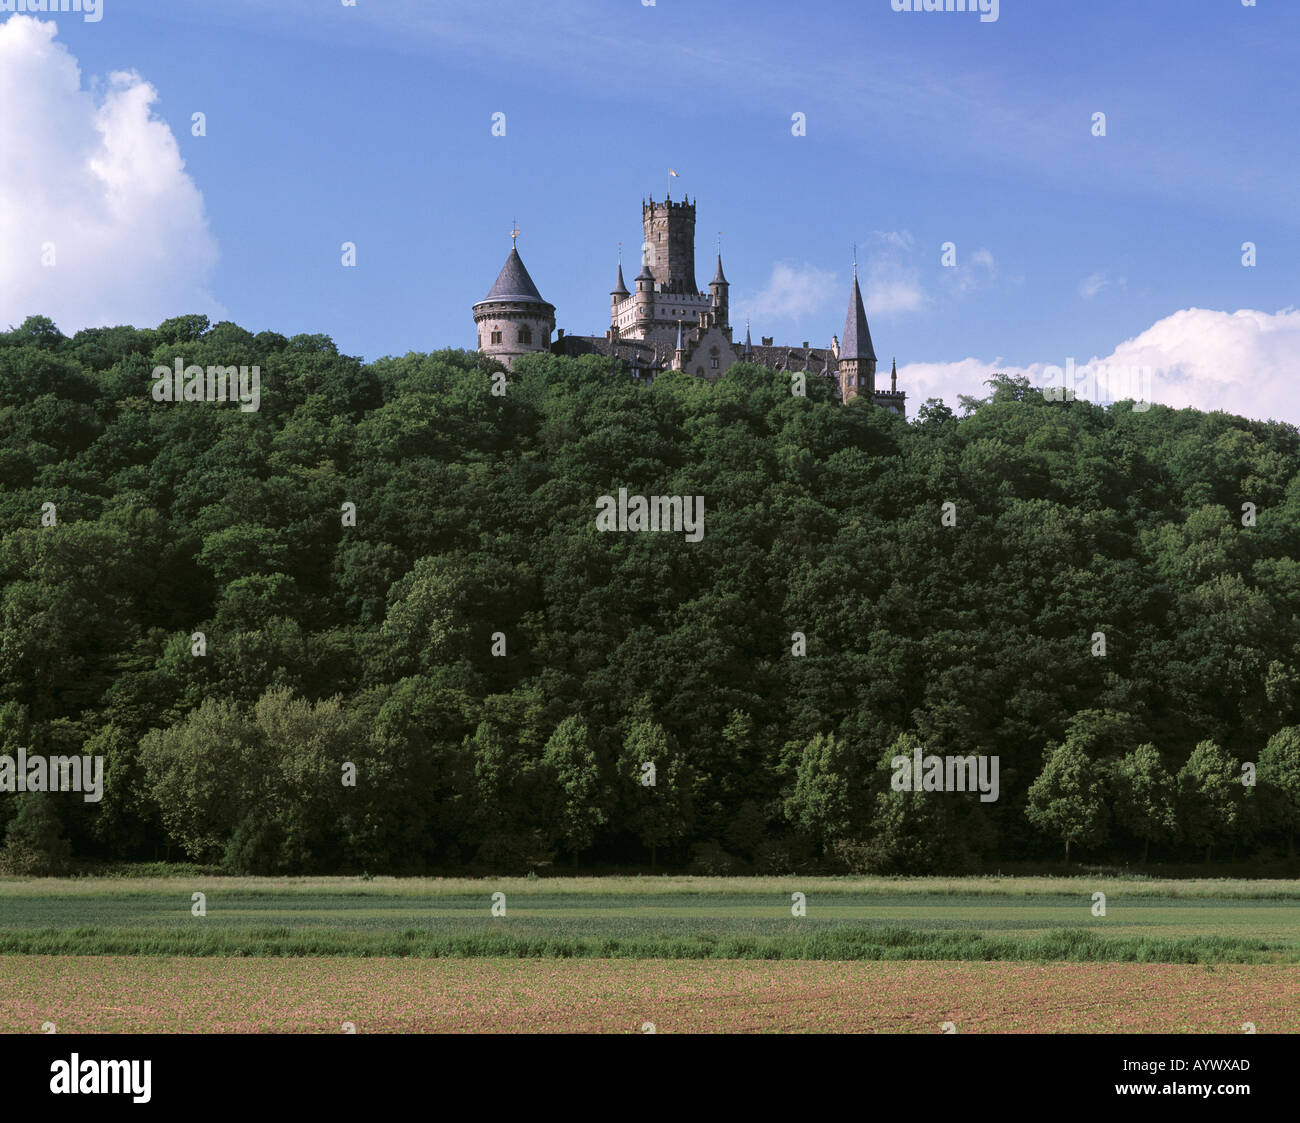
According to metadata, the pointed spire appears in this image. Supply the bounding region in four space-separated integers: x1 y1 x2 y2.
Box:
744 318 752 357
711 252 728 286
841 268 876 362
891 357 897 391
612 247 629 297
479 245 548 305
675 320 685 352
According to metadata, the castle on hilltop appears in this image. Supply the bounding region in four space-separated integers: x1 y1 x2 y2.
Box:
472 196 905 414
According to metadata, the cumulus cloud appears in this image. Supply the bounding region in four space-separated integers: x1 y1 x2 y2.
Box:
0 16 220 334
900 307 1300 426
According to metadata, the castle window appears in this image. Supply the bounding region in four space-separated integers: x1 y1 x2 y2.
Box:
490 330 502 345
519 325 532 345
710 358 719 369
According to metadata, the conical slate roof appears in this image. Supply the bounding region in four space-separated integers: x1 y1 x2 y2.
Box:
711 254 727 285
612 263 629 296
479 246 549 305
841 270 876 362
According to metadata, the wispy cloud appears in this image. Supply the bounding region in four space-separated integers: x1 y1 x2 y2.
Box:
736 262 838 327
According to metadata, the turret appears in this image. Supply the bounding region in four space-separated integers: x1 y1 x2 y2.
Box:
709 252 729 330
837 262 877 403
472 240 555 370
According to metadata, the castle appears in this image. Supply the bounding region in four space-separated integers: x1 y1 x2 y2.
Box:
472 196 905 414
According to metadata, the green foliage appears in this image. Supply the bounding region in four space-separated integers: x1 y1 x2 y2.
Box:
1026 740 1109 861
2 318 1299 872
1177 740 1245 861
0 794 72 875
1112 744 1178 861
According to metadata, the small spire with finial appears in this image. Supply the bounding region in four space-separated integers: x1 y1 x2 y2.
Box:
511 218 520 248
852 242 858 277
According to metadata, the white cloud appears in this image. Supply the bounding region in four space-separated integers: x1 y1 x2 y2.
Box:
0 16 220 334
864 275 925 317
862 231 925 316
737 262 837 326
900 307 1300 425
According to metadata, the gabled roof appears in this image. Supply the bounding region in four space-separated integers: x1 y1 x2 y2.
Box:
841 270 876 362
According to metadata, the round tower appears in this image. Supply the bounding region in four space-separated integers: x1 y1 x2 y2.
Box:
709 252 729 331
472 240 555 370
838 263 877 403
633 258 655 326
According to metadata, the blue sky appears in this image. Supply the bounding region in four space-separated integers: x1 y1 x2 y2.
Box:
3 0 1298 419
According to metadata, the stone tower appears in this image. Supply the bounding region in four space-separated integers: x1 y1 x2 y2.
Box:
709 253 729 330
837 263 877 403
472 241 555 370
610 257 629 330
642 195 697 294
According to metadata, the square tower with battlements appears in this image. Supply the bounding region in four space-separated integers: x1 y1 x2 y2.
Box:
642 196 696 294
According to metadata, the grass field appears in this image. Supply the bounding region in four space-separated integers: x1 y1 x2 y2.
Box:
1 875 1298 963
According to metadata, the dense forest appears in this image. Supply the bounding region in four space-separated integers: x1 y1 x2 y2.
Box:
1 312 1298 875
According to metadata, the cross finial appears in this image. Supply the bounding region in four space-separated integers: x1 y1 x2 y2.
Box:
852 242 857 275
511 218 520 247
717 231 722 254
617 241 622 264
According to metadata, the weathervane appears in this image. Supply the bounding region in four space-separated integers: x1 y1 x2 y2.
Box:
511 218 520 248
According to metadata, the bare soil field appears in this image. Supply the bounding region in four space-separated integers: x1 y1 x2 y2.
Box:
2 956 1295 1034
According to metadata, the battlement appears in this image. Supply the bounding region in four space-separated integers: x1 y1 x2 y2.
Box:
642 195 697 294
643 195 695 216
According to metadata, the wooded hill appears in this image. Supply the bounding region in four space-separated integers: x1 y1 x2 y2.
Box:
1 313 1298 874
